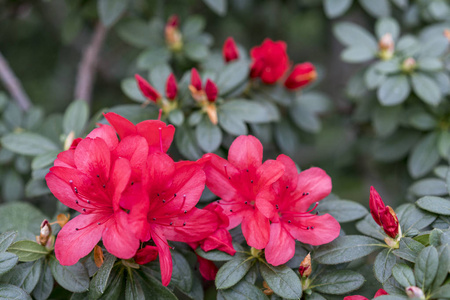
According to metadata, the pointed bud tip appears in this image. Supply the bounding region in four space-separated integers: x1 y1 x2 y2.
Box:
205 79 218 102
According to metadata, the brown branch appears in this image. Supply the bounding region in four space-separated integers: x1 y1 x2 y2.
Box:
0 51 32 111
74 22 108 103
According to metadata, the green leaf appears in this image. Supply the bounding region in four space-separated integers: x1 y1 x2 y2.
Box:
411 73 442 106
375 17 400 40
181 16 205 39
95 268 124 300
259 262 302 299
416 196 450 216
125 274 144 300
2 259 43 294
49 256 90 293
359 0 391 17
305 292 327 300
1 133 59 156
0 203 46 241
324 0 353 18
396 203 437 233
63 100 89 137
313 235 383 264
317 200 368 223
216 61 249 96
374 249 396 283
438 130 450 158
408 133 440 178
393 237 425 262
392 263 415 288
0 284 31 300
0 231 17 253
202 0 227 16
97 0 129 27
409 179 447 197
195 248 234 262
90 253 116 296
414 246 439 290
431 284 450 298
116 19 154 48
341 46 376 63
171 251 193 292
221 100 276 124
373 130 420 162
290 101 321 133
185 43 209 61
0 252 18 276
196 117 222 152
217 280 268 300
218 110 247 136
432 245 450 290
136 268 177 300
377 75 410 106
175 124 202 160
215 256 255 289
150 64 172 93
372 105 401 137
333 22 378 50
356 214 385 241
429 229 442 247
408 111 437 131
365 64 387 89
311 270 365 295
120 78 146 103
136 48 171 70
168 109 184 126
417 57 443 72
274 119 300 156
2 170 24 201
32 262 53 300
7 241 49 262
31 151 59 170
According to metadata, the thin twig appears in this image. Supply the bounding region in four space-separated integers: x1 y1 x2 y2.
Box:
0 51 32 111
74 22 108 103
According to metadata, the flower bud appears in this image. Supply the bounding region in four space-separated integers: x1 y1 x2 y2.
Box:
378 33 395 60
380 206 399 238
38 220 52 247
369 186 385 226
190 68 202 92
405 286 425 299
401 57 416 73
284 63 317 90
298 253 311 277
165 15 183 51
165 73 178 101
205 79 218 102
222 37 239 63
135 74 161 103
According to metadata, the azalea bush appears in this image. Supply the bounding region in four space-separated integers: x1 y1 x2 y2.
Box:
0 0 449 299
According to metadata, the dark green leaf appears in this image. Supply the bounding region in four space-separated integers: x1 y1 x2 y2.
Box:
185 43 209 61
2 170 24 202
411 73 442 106
416 196 450 216
374 249 396 283
431 245 449 290
137 48 171 70
1 133 59 156
274 119 300 156
7 241 49 262
373 105 401 137
0 252 18 276
333 22 378 50
259 262 302 299
414 246 439 290
32 262 53 300
116 19 154 48
393 237 425 262
375 18 400 40
180 275 204 300
217 280 268 300
429 229 442 247
313 235 383 264
359 0 391 17
31 151 59 171
202 0 227 16
417 57 443 72
373 130 420 162
196 117 222 152
168 109 184 126
408 133 440 178
392 263 415 288
290 101 321 133
181 16 205 39
324 0 353 18
175 124 202 160
312 270 365 295
356 214 385 241
49 256 89 293
136 269 177 300
150 64 172 93
221 99 277 124
3 259 43 294
90 253 116 296
216 61 249 96
125 274 144 300
63 100 89 137
438 130 450 159
365 64 387 89
171 251 193 292
317 200 368 223
377 75 410 106
98 0 129 27
0 284 31 300
305 292 327 300
195 248 234 262
409 179 447 197
121 78 146 103
341 46 376 63
396 203 437 233
96 268 124 300
0 231 17 253
0 203 46 241
431 284 450 298
215 256 255 289
218 110 248 136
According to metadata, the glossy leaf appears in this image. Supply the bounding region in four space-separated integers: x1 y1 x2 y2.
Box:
324 0 353 18
392 263 415 288
0 252 18 276
259 262 302 299
215 256 255 289
414 246 438 290
312 270 365 295
374 249 396 283
63 100 89 137
49 256 90 293
416 196 450 216
7 241 49 262
1 132 59 156
377 75 410 106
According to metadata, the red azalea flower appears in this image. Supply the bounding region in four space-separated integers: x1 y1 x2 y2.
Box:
141 152 220 286
103 112 175 153
46 125 149 265
284 62 317 90
223 37 239 63
202 135 285 249
135 74 161 102
165 73 178 100
369 187 400 239
344 289 388 300
250 39 289 84
257 155 340 266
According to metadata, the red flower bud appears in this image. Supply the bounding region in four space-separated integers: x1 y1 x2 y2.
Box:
223 37 239 63
298 253 311 277
135 74 161 102
166 15 179 28
205 79 218 102
284 62 317 90
190 68 202 91
380 206 399 238
165 73 178 100
369 186 385 226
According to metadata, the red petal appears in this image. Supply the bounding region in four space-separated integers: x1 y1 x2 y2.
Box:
136 120 175 153
287 213 340 246
55 213 105 265
54 150 75 168
197 256 218 280
284 62 316 90
190 68 202 91
205 79 218 102
374 289 389 297
343 296 369 300
369 186 385 226
228 135 263 172
86 124 119 150
255 187 277 219
135 74 161 101
135 245 158 265
112 136 148 180
152 227 173 286
74 138 111 182
102 212 140 259
273 154 299 192
265 222 295 266
201 228 236 255
203 153 239 202
143 152 175 201
256 159 284 190
165 73 178 100
241 210 270 249
103 112 137 140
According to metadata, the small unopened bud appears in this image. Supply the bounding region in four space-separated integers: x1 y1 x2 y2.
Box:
284 63 317 90
378 33 395 60
205 79 218 102
401 57 416 73
222 37 239 63
38 220 52 247
405 286 425 299
135 74 161 103
94 245 104 268
165 73 178 101
299 253 311 277
165 15 183 51
380 206 399 239
263 281 274 296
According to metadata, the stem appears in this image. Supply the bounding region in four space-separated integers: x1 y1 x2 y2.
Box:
74 22 108 104
0 51 32 111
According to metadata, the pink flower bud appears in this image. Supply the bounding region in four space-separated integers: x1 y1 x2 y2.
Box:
165 73 178 100
205 79 218 102
222 37 239 63
135 74 161 102
190 68 202 91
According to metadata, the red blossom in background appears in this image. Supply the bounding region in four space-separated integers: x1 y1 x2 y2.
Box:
284 62 317 90
135 74 161 103
223 37 239 63
205 79 218 102
203 135 285 249
165 73 178 100
250 39 289 84
257 155 340 265
343 289 388 300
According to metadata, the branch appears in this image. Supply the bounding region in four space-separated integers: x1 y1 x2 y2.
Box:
74 22 108 103
0 51 32 111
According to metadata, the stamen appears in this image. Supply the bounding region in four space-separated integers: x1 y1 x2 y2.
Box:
183 222 186 226
159 127 163 152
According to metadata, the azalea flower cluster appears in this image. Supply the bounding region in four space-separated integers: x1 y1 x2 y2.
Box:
46 113 340 285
